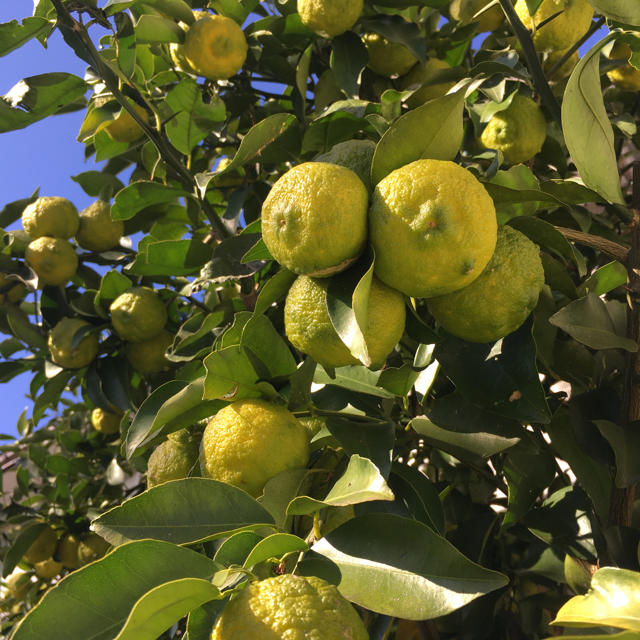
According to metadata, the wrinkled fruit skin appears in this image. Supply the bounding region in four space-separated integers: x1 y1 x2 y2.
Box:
147 431 200 487
261 162 368 277
104 102 149 143
479 94 547 164
297 0 363 38
182 15 248 80
200 399 309 497
75 200 124 252
427 225 544 343
21 196 79 239
607 41 640 91
90 407 122 434
77 534 110 565
363 32 418 77
110 286 167 343
25 237 78 287
211 574 369 640
285 275 406 369
24 526 58 565
369 159 497 298
514 0 593 52
314 139 376 192
402 58 456 109
48 318 99 369
126 329 173 374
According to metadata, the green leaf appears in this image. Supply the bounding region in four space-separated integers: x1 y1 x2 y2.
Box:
91 478 275 546
310 513 508 619
583 1 640 25
254 269 297 315
552 567 640 631
71 171 125 198
330 32 368 99
0 17 52 57
371 89 465 185
577 261 627 296
111 182 190 221
243 533 308 568
593 420 640 488
196 114 297 195
259 469 310 530
287 455 394 515
2 521 49 578
562 35 624 204
360 14 427 63
412 416 520 459
549 293 638 352
0 72 87 133
165 79 226 154
126 238 212 276
545 633 640 640
94 271 132 315
114 578 221 640
214 531 262 566
314 365 396 398
10 540 218 640
135 14 184 43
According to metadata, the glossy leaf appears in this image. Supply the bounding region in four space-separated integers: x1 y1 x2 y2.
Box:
314 365 396 398
0 17 52 57
111 182 190 221
330 32 368 99
91 478 275 546
214 531 262 566
243 533 308 568
288 455 394 515
10 540 218 640
552 567 640 631
311 513 508 620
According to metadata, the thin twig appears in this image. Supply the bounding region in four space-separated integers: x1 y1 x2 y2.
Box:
555 226 629 264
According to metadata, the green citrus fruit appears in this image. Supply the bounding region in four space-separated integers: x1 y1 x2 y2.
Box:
607 40 640 91
126 329 173 374
211 574 368 639
479 94 547 164
90 407 122 434
24 525 58 564
147 429 200 487
450 0 504 32
56 534 80 569
427 225 544 343
261 162 368 277
34 558 63 580
200 399 309 497
285 275 406 369
0 273 27 305
104 100 149 143
402 58 456 109
25 237 78 287
363 32 418 77
182 15 247 80
314 139 376 192
21 196 79 239
75 200 124 252
110 287 167 343
297 0 363 37
369 159 497 298
48 318 99 369
514 0 594 52
77 534 110 565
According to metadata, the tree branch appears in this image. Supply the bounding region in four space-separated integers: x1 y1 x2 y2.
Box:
555 226 629 264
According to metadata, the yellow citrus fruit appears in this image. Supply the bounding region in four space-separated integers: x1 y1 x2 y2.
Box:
90 407 122 434
25 237 78 287
363 32 418 77
285 275 406 369
21 196 79 239
297 0 363 37
479 94 547 164
369 159 497 298
402 58 456 109
56 534 80 569
211 574 368 639
77 534 110 565
450 0 504 32
514 0 594 52
607 41 640 91
48 318 99 369
24 525 58 564
104 101 149 143
75 200 124 253
110 287 167 343
182 15 247 80
427 225 544 343
200 399 309 497
314 139 376 192
261 162 368 277
147 429 200 488
0 273 27 305
126 329 173 374
544 48 579 80
34 557 63 580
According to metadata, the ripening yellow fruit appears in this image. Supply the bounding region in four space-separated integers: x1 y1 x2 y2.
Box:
110 287 168 343
0 273 27 305
21 196 79 239
607 40 640 91
90 407 122 434
25 237 78 287
126 329 173 374
77 534 110 565
104 101 149 143
297 0 363 37
450 0 504 33
24 525 58 565
48 318 99 369
363 32 418 77
34 557 63 580
75 200 124 253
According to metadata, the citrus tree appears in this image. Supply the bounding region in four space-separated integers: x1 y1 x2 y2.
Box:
1 0 640 638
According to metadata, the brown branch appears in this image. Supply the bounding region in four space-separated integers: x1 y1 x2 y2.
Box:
555 226 629 264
